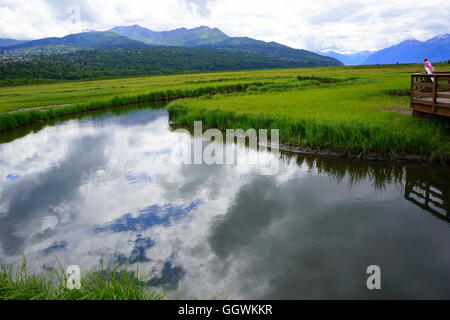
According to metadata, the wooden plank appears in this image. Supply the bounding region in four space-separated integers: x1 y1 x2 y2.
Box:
411 103 432 111
413 91 434 97
414 82 435 88
411 104 433 112
429 199 445 210
436 101 450 107
411 104 450 117
428 188 443 199
413 98 433 105
437 84 450 89
411 190 425 198
436 92 450 98
435 106 450 116
436 76 450 81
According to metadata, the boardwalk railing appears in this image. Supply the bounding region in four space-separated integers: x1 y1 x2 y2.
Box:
405 180 449 223
410 72 450 118
404 167 449 223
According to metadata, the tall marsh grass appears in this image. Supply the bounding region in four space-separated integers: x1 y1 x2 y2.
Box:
0 83 253 132
0 258 164 300
167 89 450 163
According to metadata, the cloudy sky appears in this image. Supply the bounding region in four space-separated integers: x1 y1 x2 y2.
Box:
1 0 449 53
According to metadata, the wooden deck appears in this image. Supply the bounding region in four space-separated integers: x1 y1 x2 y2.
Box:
410 72 450 118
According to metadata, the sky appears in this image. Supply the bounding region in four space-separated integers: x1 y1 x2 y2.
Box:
0 0 449 53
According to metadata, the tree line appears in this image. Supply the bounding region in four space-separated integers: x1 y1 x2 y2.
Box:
0 47 308 86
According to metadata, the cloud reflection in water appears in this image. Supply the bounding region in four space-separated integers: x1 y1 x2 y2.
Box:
0 107 449 299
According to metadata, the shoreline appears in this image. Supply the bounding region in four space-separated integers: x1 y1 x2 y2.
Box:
0 82 253 132
167 102 449 166
277 144 430 165
1 101 447 166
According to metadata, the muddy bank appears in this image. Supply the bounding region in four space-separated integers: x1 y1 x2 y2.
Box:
277 144 435 165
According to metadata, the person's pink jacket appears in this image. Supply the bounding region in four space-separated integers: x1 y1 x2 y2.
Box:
424 61 435 74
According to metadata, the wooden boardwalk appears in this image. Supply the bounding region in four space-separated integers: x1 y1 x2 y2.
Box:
410 72 450 118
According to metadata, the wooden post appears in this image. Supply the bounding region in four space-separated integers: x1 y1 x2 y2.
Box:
432 74 437 113
412 110 426 118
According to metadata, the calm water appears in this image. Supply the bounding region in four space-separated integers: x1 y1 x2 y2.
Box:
0 106 449 299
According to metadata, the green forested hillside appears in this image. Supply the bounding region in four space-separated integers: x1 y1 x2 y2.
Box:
0 32 147 56
197 37 343 66
109 25 228 46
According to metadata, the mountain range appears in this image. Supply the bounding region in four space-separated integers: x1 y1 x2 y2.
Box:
319 51 374 66
109 25 228 46
2 26 449 67
321 34 450 65
0 26 342 68
0 38 28 47
0 32 147 56
109 25 340 66
363 34 450 65
0 27 343 86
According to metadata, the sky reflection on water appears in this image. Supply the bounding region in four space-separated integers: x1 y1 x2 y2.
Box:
0 107 449 299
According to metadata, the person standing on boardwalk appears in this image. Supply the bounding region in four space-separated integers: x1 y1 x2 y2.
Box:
424 58 435 82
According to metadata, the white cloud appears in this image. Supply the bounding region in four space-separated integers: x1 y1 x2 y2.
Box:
0 0 449 52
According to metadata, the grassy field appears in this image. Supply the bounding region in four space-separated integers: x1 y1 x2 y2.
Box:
0 63 449 162
0 69 300 113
